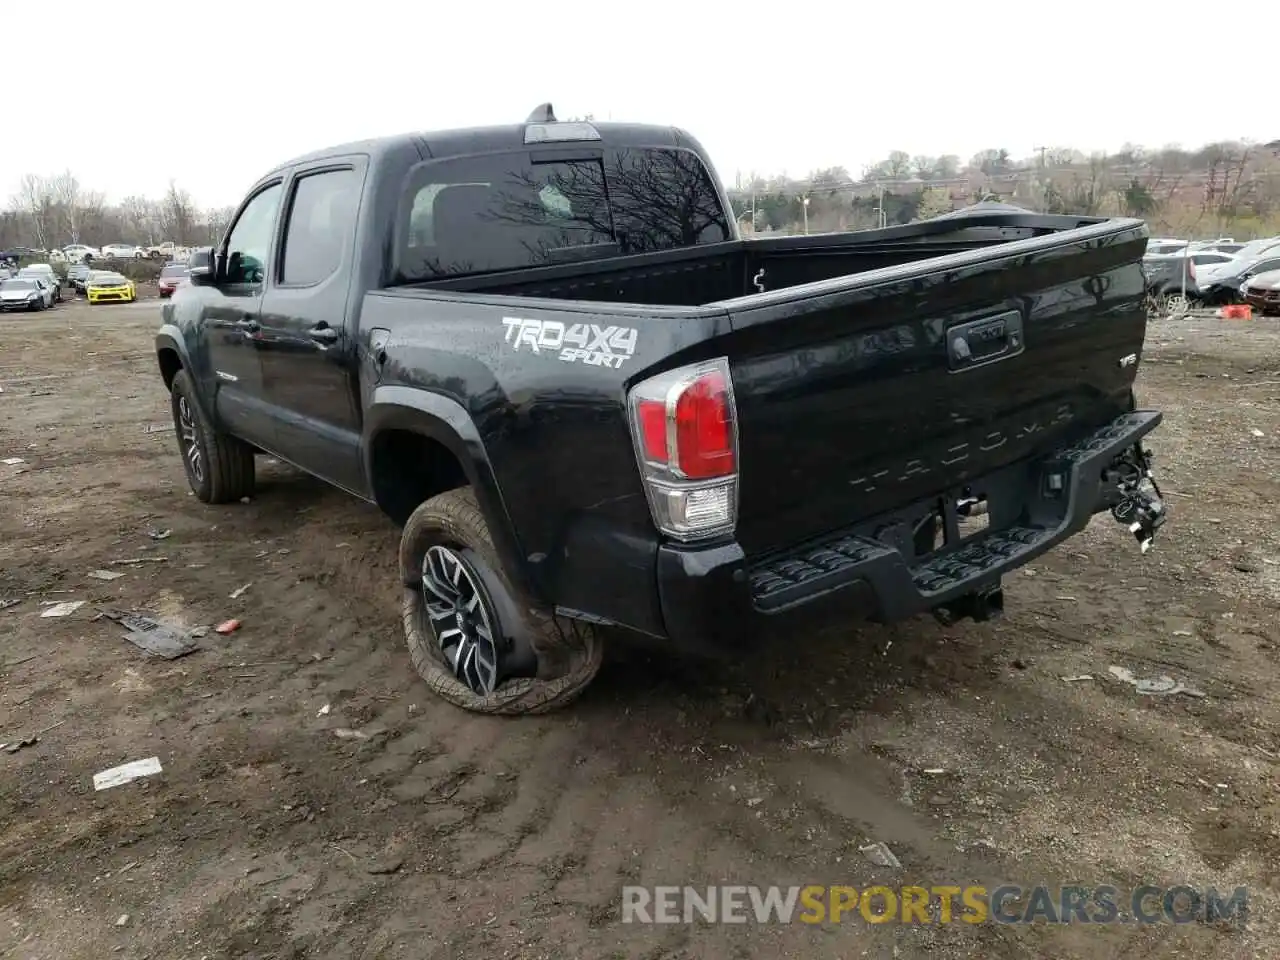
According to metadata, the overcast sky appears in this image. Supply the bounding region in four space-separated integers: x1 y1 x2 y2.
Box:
5 1 1273 211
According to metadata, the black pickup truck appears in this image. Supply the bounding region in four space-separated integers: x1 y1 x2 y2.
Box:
155 104 1168 716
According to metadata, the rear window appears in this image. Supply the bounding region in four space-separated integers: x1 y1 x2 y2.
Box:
160 264 190 278
395 148 731 282
1 279 34 290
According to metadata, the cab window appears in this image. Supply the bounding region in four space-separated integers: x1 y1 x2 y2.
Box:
224 183 283 284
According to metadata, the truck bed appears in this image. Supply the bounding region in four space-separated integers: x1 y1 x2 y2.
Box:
414 209 1122 308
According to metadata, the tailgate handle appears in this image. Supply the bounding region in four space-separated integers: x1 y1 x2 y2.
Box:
946 310 1023 372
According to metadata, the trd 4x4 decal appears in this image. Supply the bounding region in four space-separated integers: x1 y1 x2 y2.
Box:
501 317 638 369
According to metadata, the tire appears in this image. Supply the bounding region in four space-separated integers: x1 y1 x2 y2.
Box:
400 488 603 716
169 369 255 503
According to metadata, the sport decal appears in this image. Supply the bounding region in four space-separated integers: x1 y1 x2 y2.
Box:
501 317 638 369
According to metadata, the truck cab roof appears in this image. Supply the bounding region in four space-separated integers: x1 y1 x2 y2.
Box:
267 113 702 177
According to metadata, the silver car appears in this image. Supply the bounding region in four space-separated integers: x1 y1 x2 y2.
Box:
0 277 54 312
16 264 62 303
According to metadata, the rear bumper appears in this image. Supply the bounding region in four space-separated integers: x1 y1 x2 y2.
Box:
656 410 1164 651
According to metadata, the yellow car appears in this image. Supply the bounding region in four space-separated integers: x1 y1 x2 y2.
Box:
86 271 137 304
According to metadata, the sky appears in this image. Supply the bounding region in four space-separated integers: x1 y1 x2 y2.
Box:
5 0 1275 212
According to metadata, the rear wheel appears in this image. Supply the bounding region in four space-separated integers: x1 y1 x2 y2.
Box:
400 488 603 715
169 369 255 503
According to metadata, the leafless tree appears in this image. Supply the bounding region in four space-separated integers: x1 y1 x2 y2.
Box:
49 170 85 243
202 205 236 245
11 174 56 249
162 180 196 243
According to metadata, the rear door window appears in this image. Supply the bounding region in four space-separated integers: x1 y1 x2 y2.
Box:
397 148 730 282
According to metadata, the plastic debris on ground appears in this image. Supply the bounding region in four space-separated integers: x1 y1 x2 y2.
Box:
2 719 67 755
859 841 902 869
229 583 252 600
0 599 20 612
40 600 86 618
2 457 25 465
1061 675 1094 682
100 609 199 660
94 756 163 791
147 528 172 541
215 619 241 635
333 728 370 740
1108 665 1206 698
87 569 124 581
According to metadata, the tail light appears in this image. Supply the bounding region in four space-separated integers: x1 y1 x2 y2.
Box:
627 357 738 542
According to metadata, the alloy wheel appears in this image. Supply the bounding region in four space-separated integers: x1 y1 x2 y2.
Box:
177 396 204 483
421 545 501 696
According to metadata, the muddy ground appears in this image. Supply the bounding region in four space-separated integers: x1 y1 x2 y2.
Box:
1 303 1279 960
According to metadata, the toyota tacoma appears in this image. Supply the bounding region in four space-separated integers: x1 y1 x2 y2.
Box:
155 104 1168 715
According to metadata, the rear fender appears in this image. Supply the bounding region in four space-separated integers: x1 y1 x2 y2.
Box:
364 385 536 601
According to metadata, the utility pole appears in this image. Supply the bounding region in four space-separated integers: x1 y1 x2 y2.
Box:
1033 145 1048 211
801 195 810 235
875 182 887 228
750 169 757 231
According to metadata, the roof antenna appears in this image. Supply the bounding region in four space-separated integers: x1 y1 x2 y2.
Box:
526 102 556 123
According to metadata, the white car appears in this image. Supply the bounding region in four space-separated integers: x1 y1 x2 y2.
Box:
101 243 144 260
63 244 101 264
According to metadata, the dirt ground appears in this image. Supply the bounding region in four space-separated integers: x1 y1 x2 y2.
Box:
2 302 1279 960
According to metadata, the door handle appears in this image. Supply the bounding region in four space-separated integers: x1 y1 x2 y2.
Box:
308 325 339 344
234 318 260 333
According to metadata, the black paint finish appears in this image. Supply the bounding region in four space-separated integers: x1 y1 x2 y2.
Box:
154 117 1159 647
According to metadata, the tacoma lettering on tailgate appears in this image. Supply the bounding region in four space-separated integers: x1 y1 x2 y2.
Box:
848 403 1076 494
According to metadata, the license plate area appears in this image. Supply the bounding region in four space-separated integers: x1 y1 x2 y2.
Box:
905 488 992 561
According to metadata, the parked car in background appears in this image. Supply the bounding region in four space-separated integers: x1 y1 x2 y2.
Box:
1195 252 1280 304
86 271 137 304
101 243 144 259
17 264 62 303
1224 237 1280 262
146 241 186 260
1142 252 1198 308
1146 239 1188 255
1242 270 1280 316
63 244 101 264
0 277 54 311
157 262 191 298
67 263 92 293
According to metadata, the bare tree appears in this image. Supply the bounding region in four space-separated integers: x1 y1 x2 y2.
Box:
49 170 85 243
11 174 56 249
121 195 162 244
203 205 235 245
162 180 196 243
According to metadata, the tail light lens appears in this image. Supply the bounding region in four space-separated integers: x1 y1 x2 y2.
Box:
627 357 738 542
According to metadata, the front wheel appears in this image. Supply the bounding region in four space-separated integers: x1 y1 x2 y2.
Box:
169 369 255 503
399 488 603 715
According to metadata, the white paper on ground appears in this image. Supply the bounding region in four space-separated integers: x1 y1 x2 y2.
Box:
93 756 163 791
40 600 85 618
